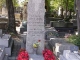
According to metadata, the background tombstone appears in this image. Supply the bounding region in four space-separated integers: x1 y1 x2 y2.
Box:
26 0 45 54
23 2 28 21
2 5 8 16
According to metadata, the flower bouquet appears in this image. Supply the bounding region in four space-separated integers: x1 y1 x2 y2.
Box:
17 49 29 60
43 49 56 60
33 40 41 54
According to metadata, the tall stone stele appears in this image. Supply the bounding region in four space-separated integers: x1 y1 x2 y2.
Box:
26 0 45 54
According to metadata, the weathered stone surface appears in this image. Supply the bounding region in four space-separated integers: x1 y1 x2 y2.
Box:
26 0 45 54
0 34 11 47
55 43 79 57
5 40 13 56
50 21 66 27
0 45 5 60
52 38 66 45
29 54 44 60
60 50 80 60
63 50 80 60
45 27 59 40
74 53 80 59
48 38 66 51
59 55 67 60
20 21 27 33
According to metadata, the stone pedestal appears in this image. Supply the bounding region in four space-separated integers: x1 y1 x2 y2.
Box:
29 54 44 60
26 0 45 54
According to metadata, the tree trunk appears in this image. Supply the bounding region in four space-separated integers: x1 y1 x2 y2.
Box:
75 0 80 35
45 0 51 11
6 0 16 33
61 7 64 18
65 0 68 18
69 9 72 19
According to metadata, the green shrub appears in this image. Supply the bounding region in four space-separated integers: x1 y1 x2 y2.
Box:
67 35 80 48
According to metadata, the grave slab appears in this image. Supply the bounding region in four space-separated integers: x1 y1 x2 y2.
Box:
55 43 79 57
0 45 5 60
29 54 44 60
59 55 67 60
60 50 80 60
74 53 80 59
5 40 14 56
63 50 80 60
48 38 66 51
0 34 11 47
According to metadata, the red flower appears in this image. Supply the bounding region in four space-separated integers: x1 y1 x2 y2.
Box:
43 49 56 60
17 49 29 60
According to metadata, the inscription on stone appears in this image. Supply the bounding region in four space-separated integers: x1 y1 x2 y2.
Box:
26 0 45 54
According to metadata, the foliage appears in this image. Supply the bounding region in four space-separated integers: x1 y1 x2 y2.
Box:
50 0 62 11
62 0 74 10
0 0 6 8
45 0 51 11
67 35 80 48
0 0 19 8
12 0 19 7
47 0 74 11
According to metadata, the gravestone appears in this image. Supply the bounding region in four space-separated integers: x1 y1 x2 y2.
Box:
23 2 28 21
59 50 80 60
48 38 66 49
0 34 11 47
20 21 27 33
55 43 79 57
0 34 13 56
70 19 77 25
45 27 59 40
26 0 45 54
2 6 8 16
50 21 66 27
0 45 5 60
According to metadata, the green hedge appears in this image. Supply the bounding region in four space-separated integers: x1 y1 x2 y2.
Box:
67 35 80 48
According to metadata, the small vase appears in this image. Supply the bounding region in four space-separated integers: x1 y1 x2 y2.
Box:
33 47 38 55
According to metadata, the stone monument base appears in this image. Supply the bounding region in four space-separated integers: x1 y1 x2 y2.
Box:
29 54 44 60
